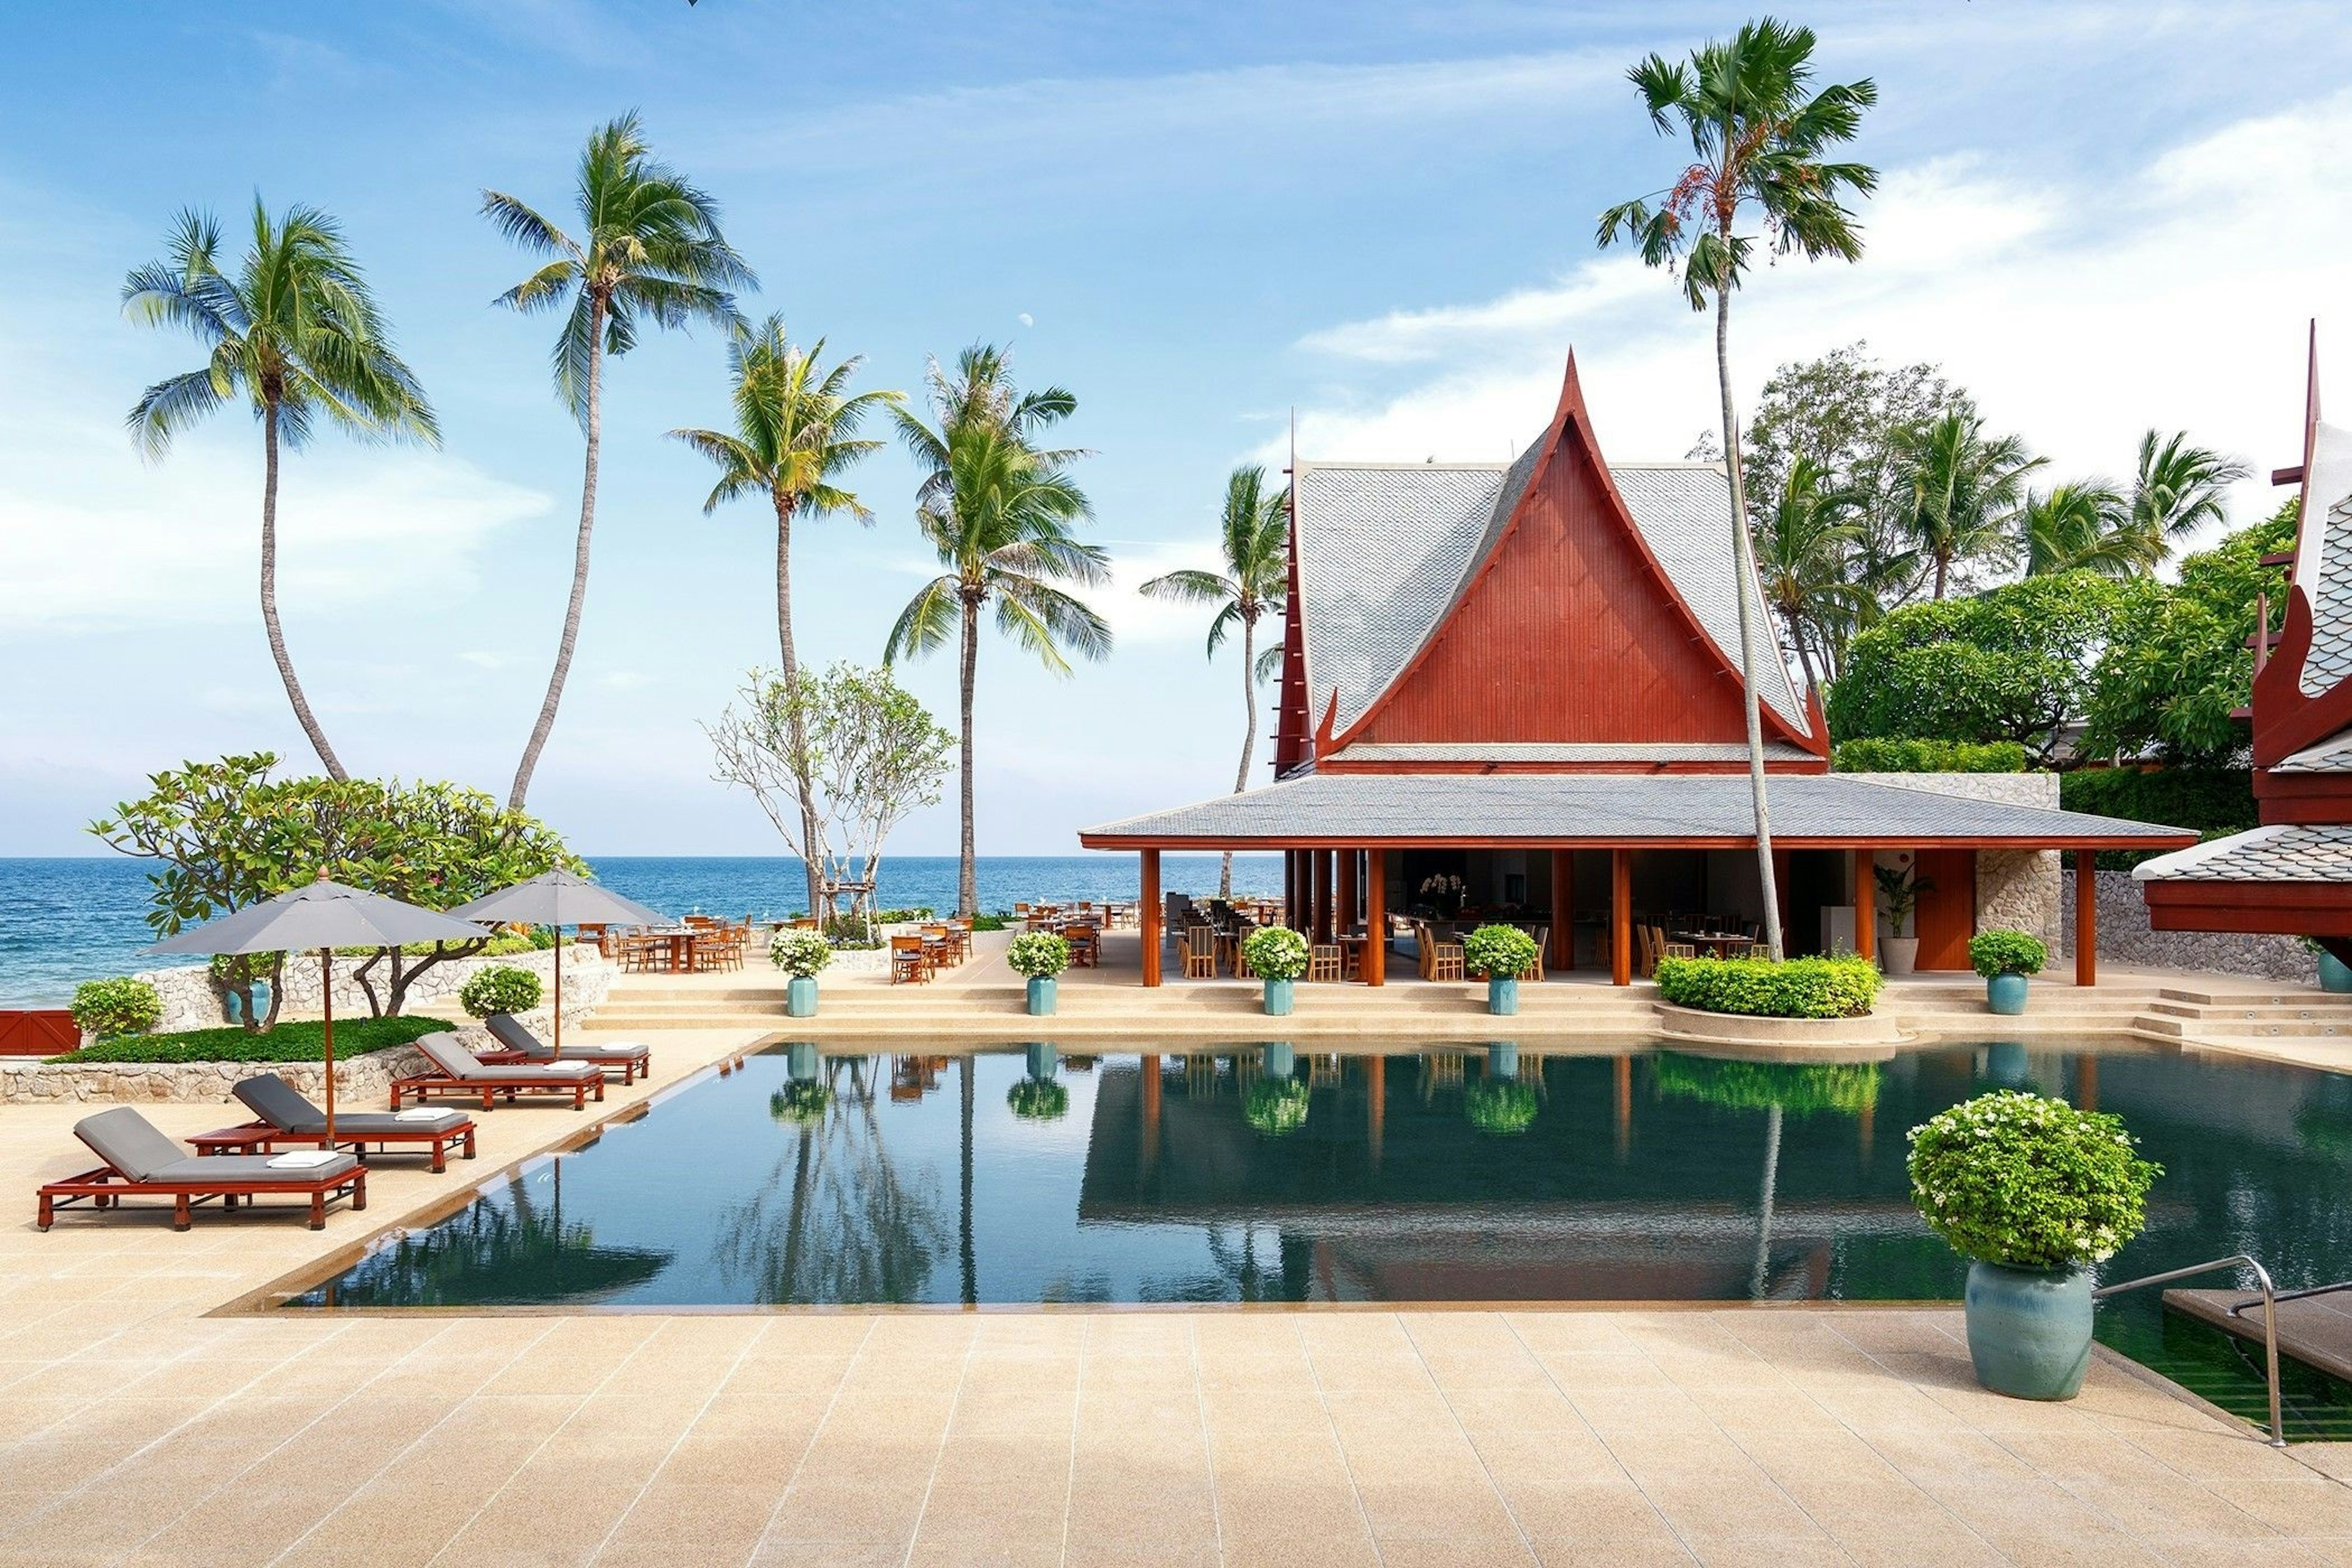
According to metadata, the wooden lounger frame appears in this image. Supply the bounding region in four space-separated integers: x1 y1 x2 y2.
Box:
37 1164 366 1232
387 1071 604 1111
473 1046 648 1085
189 1119 478 1174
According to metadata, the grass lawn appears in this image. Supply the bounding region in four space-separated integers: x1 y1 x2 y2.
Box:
51 1015 451 1065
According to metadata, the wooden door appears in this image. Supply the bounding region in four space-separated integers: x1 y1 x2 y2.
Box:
1912 849 1977 971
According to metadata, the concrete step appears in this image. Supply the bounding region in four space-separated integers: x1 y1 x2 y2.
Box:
2149 1000 2352 1023
2158 985 2351 1008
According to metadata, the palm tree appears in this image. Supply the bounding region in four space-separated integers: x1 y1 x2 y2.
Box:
2132 430 2250 556
1754 458 1866 696
1893 410 2045 598
1140 467 1290 899
671 316 902 914
888 347 1110 916
2022 481 2149 578
483 111 754 811
1597 18 1877 962
123 201 437 779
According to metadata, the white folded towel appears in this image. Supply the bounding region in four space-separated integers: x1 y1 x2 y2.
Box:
268 1152 341 1170
539 1061 589 1072
393 1108 450 1122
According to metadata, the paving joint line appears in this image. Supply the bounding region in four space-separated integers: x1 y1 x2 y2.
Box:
584 1316 770 1564
747 1315 881 1560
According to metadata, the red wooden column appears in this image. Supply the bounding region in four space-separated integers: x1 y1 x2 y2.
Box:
1854 851 1877 964
1140 1054 1161 1181
1311 852 1333 943
1364 851 1386 986
1140 849 1162 988
1610 849 1632 986
2075 848 2097 988
1550 850 1575 971
1366 1054 1386 1172
1336 850 1359 936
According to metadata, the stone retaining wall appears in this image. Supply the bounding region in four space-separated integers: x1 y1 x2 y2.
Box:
1849 773 2065 950
135 944 608 1033
2062 869 2316 983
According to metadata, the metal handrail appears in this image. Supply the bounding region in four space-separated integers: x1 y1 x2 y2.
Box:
2092 1254 2283 1446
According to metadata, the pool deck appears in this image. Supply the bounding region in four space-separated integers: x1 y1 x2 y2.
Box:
7 1028 2352 1563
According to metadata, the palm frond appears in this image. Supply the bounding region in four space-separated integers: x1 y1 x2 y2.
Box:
884 577 960 665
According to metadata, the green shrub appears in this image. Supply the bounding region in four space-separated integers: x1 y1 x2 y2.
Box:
821 915 880 948
873 907 935 922
1245 1076 1310 1136
1006 932 1071 978
70 977 162 1039
1833 738 2029 774
1466 1081 1538 1135
970 914 1009 932
1653 956 1881 1018
769 929 834 978
458 965 543 1019
2060 766 2255 868
1008 1076 1069 1120
1654 1052 1882 1115
1242 926 1310 981
1462 924 1540 980
770 1081 833 1123
51 1015 449 1065
1907 1091 2161 1268
1969 929 2048 979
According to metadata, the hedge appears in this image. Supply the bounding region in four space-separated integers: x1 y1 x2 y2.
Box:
1832 738 2029 774
50 1016 451 1065
2059 766 2256 869
1653 1052 1883 1115
1653 955 1881 1019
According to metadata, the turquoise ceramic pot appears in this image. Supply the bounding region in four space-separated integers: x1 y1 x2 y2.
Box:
1264 978 1294 1016
785 976 818 1019
2321 952 2352 993
1025 1042 1059 1077
1263 1042 1296 1079
1986 973 2029 1016
786 1042 820 1080
1986 1041 2029 1087
1025 976 1057 1017
1965 1262 2092 1400
1488 975 1520 1016
1487 1041 1520 1080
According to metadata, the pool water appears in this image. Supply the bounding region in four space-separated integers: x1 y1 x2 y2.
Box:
291 1038 2352 1439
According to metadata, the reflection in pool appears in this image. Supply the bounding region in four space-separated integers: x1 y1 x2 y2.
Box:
292 1038 2352 1434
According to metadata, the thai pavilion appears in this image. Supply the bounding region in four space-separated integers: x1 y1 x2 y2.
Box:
1081 356 2194 986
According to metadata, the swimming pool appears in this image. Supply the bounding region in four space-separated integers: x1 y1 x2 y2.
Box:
288 1038 2352 1433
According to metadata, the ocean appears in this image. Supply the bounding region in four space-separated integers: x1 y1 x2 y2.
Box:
0 854 1283 1009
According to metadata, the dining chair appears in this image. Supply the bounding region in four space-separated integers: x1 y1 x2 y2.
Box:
889 935 931 985
1428 940 1466 983
1066 924 1099 968
1521 925 1548 982
1180 924 1218 979
1307 944 1343 983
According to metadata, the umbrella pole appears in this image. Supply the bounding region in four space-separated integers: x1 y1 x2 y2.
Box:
552 926 563 1050
320 946 336 1145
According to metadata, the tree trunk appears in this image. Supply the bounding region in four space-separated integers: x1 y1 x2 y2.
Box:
1932 549 1950 600
508 293 606 812
957 592 980 918
1222 609 1259 900
774 491 822 917
1715 284 1784 960
1792 622 1822 701
259 401 348 780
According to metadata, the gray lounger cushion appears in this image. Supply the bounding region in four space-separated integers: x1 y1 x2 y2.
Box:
144 1153 359 1183
485 1013 648 1063
418 1034 597 1085
72 1110 357 1183
233 1077 465 1136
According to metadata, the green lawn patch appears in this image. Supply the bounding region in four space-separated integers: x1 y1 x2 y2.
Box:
50 1015 451 1066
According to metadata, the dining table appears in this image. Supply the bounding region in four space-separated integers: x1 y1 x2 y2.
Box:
1675 932 1756 959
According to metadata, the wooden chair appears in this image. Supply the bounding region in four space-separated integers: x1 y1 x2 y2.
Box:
1520 925 1548 982
920 924 953 970
1179 924 1218 979
1307 944 1343 983
890 935 932 984
1065 924 1099 968
1428 940 1466 982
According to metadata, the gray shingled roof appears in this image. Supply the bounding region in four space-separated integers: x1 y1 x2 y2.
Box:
1291 447 1807 741
2135 824 2352 883
1081 772 2190 845
2274 727 2352 773
2298 421 2352 698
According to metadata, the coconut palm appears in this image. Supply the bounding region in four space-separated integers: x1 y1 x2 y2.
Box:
2022 481 2149 578
483 111 754 810
2132 430 2250 555
122 201 438 780
1140 466 1290 898
1754 458 1866 695
888 347 1110 916
1893 410 2045 599
671 317 902 913
1597 17 1877 961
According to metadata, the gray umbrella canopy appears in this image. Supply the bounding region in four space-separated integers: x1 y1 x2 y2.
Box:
443 870 663 929
141 876 490 956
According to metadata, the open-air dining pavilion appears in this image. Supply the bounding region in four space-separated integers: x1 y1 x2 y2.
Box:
1080 356 2196 986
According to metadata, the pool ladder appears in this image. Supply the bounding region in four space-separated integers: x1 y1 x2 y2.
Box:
2092 1253 2283 1446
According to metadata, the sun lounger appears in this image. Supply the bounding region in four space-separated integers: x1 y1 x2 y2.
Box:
389 1033 605 1111
186 1075 478 1173
37 1106 365 1232
473 1012 651 1085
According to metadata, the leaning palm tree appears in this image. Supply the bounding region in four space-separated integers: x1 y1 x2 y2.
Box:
888 349 1109 915
2132 430 2250 557
1140 466 1291 899
1893 410 2044 599
1754 458 1866 696
123 201 438 779
671 316 902 913
1597 18 1877 962
2022 481 2149 578
483 111 754 810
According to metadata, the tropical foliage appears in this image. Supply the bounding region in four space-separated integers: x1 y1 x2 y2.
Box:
1652 955 1881 1019
1005 932 1071 979
1242 926 1311 982
1461 924 1540 981
1466 1081 1539 1136
1244 1076 1310 1136
1653 1053 1882 1115
1968 930 2048 979
53 1016 449 1066
1907 1092 2160 1268
458 965 543 1019
1008 1076 1070 1120
1831 739 2026 774
70 978 162 1039
122 200 438 779
768 929 833 978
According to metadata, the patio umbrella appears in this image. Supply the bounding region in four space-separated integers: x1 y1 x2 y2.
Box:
443 871 663 1050
143 873 488 1143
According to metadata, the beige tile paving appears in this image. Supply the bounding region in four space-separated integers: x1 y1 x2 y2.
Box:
2 1029 2350 1563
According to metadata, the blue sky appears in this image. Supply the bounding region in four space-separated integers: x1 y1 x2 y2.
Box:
5 1 2350 856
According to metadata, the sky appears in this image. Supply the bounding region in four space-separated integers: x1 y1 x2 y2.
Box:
3 1 2348 857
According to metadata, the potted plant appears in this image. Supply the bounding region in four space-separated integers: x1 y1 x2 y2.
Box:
1006 932 1070 1016
1242 926 1310 1016
1245 1072 1310 1136
1909 1091 2161 1400
1462 925 1539 1016
1873 861 1933 976
1969 929 2046 1016
2305 938 2352 993
1008 1045 1068 1120
770 929 833 1018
